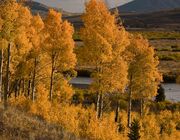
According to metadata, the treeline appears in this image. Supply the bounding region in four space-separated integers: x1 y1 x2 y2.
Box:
0 0 179 140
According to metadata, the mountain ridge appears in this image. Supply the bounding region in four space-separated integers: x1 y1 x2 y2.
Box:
118 0 180 13
24 0 77 17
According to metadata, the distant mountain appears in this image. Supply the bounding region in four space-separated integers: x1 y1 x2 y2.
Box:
24 1 77 17
118 0 180 13
64 8 180 30
24 0 49 16
121 8 180 30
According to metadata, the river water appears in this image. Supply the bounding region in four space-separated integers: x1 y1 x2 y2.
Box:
70 77 180 102
162 83 180 102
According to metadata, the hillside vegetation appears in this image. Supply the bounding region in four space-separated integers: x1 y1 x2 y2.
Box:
0 0 179 140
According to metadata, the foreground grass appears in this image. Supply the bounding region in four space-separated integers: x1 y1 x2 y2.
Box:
1 97 180 140
0 105 79 140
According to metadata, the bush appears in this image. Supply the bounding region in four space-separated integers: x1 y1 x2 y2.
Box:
30 84 51 120
141 114 160 140
176 75 180 84
158 111 176 136
163 74 176 83
72 89 85 104
9 95 31 112
155 84 165 102
77 69 92 77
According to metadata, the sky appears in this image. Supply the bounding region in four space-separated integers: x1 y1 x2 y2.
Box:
34 0 133 13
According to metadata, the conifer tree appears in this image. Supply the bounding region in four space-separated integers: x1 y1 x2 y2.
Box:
128 119 141 140
155 84 165 102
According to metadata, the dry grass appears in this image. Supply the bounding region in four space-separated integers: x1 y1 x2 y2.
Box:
0 104 80 140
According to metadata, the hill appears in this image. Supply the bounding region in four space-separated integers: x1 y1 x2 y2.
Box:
24 0 77 17
63 8 180 30
24 0 49 16
0 105 80 140
121 8 180 30
118 0 180 13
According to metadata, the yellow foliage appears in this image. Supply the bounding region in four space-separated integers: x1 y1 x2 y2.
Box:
48 104 126 140
30 84 51 120
0 38 8 49
10 97 180 140
158 110 176 136
80 0 129 95
141 114 160 140
44 9 76 71
127 34 162 99
9 95 31 111
54 76 74 103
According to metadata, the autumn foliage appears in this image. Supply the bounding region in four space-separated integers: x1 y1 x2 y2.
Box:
0 0 179 140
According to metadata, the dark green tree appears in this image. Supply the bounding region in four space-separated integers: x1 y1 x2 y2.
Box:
155 84 165 102
128 119 141 140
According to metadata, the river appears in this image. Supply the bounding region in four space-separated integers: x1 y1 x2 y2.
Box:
162 83 180 102
70 77 180 102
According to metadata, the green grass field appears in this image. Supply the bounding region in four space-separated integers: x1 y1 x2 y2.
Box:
130 31 180 40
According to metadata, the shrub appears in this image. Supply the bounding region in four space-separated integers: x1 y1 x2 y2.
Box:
155 85 165 102
9 95 31 112
141 114 160 140
30 84 51 120
158 111 176 136
176 75 180 84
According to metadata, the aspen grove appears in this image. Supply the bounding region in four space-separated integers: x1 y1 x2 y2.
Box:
0 0 179 140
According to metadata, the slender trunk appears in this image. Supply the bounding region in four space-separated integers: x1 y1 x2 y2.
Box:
0 49 3 102
127 90 132 128
18 79 21 96
100 94 103 118
140 98 144 117
127 75 132 128
96 64 104 119
96 93 100 119
27 79 31 98
31 58 37 102
14 80 18 98
49 56 55 101
96 93 103 119
115 100 120 123
4 43 11 109
22 78 25 95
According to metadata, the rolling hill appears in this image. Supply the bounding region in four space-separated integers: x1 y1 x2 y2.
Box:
24 0 76 17
121 8 180 29
63 8 180 30
21 0 180 30
118 0 180 13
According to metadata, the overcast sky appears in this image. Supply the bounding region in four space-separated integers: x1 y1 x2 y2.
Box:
35 0 133 13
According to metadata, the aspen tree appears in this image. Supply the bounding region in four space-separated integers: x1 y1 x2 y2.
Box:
80 0 129 119
126 34 162 127
44 9 76 101
0 0 32 107
0 0 19 108
29 15 44 101
0 18 3 102
13 3 33 98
